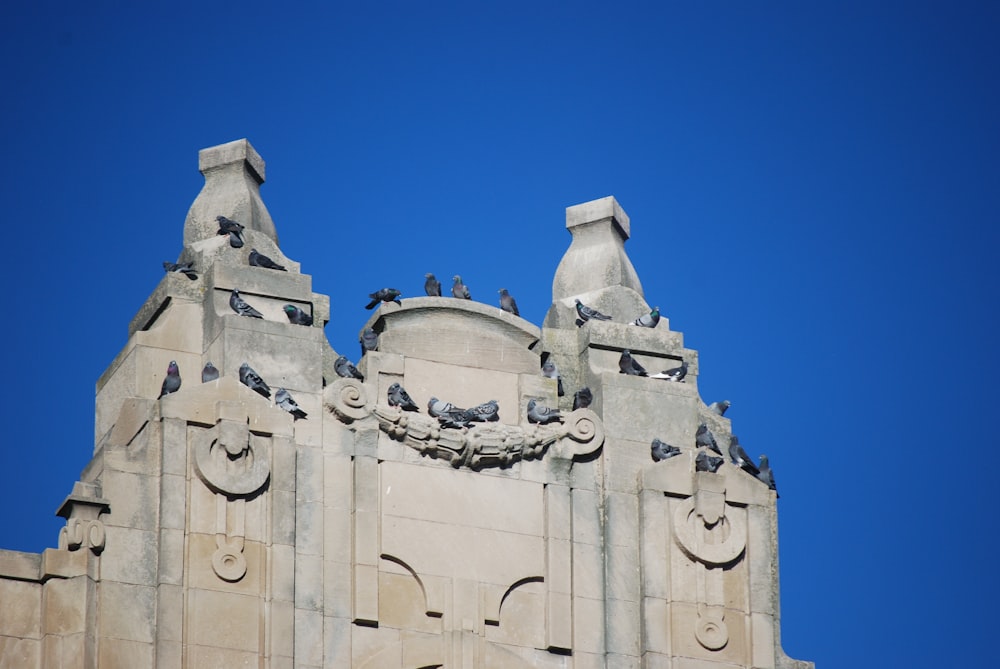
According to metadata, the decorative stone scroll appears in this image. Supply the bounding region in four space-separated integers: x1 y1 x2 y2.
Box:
56 482 110 554
325 377 372 423
372 405 604 469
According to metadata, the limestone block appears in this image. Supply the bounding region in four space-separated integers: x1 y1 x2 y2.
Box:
155 584 183 643
606 598 641 656
377 572 442 634
370 298 540 375
572 488 603 545
642 596 671 655
295 553 323 612
381 515 544 586
187 589 260 652
323 558 352 619
640 490 669 599
673 658 743 669
99 582 156 643
323 507 352 565
572 541 605 600
351 624 400 668
293 607 324 666
607 542 641 603
155 639 181 669
607 652 641 669
186 533 263 594
323 616 352 669
380 461 543 535
668 601 747 666
295 500 324 557
41 576 86 635
751 612 776 669
641 652 673 669
161 419 187 476
100 526 157 585
574 651 610 669
271 543 295 602
134 301 204 353
0 550 42 581
187 472 219 536
185 644 260 667
0 580 41 637
158 474 186 531
747 503 778 615
270 598 295 658
272 490 296 546
573 596 606 654
296 445 324 503
606 492 640 548
105 398 156 466
0 637 40 669
600 372 699 446
101 470 158 531
272 435 297 492
97 637 153 668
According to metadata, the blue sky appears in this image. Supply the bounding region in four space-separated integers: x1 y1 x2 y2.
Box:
2 3 998 666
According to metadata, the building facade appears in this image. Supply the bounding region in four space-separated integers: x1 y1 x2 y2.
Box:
0 139 813 669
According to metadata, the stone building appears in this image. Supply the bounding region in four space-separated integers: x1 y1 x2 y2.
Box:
0 139 813 669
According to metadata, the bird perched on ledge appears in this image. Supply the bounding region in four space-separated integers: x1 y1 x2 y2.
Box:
728 435 760 477
757 455 779 497
275 388 307 420
334 356 364 380
424 273 442 296
201 362 219 383
239 362 271 398
498 288 520 316
632 306 660 328
541 359 564 396
366 288 402 309
230 289 264 318
572 387 593 410
575 298 612 326
651 438 681 462
707 400 731 416
452 275 471 299
650 360 688 382
619 349 647 376
463 399 500 422
283 304 313 326
388 383 419 412
163 261 197 280
216 215 245 248
527 398 562 424
249 248 286 271
158 361 181 398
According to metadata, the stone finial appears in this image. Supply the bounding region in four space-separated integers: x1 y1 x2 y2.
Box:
544 196 648 328
182 138 279 248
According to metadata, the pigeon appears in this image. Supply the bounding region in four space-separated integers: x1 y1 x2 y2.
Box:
249 248 286 271
572 387 593 410
424 273 442 296
201 362 220 383
365 288 402 309
498 289 520 316
696 450 725 473
695 423 722 455
707 400 731 416
387 383 419 411
527 398 562 424
428 397 469 427
574 298 612 326
650 360 688 382
757 455 779 497
360 328 379 357
216 215 245 248
728 435 760 477
651 438 681 462
158 360 181 398
239 362 271 398
283 304 313 326
541 359 564 396
334 355 364 380
632 306 661 328
619 349 647 376
230 289 264 318
463 399 500 423
163 261 198 280
451 275 471 299
275 387 307 420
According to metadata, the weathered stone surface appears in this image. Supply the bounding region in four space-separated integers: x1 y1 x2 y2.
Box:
0 143 813 669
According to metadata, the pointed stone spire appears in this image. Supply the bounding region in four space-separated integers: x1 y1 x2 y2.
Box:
544 196 650 329
183 138 279 247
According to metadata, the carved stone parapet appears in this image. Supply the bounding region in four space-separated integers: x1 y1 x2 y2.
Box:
373 405 604 470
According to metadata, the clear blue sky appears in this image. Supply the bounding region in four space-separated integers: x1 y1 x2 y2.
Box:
2 3 997 667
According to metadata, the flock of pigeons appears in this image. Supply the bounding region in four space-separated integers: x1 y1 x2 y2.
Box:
159 216 778 494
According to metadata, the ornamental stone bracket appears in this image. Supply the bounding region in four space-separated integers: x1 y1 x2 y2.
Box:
372 404 605 470
56 481 110 554
325 377 373 423
191 419 272 582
